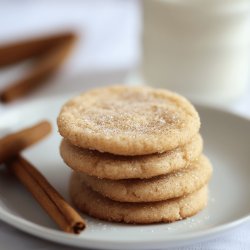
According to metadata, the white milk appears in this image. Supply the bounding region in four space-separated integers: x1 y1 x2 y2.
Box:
142 0 250 104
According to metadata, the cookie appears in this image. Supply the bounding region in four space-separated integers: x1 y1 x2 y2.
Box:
70 172 208 224
60 134 203 180
79 155 212 202
57 85 200 156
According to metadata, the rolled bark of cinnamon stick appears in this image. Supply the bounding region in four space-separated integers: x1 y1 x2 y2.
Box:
6 155 85 234
0 37 76 103
0 121 52 164
0 32 76 67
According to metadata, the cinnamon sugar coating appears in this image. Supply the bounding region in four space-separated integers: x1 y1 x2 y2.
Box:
57 85 200 155
70 173 208 224
60 134 203 180
79 155 212 202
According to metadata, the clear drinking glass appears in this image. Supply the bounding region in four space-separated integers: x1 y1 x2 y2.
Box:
142 0 250 104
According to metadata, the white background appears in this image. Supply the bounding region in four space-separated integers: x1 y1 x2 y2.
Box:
0 1 250 249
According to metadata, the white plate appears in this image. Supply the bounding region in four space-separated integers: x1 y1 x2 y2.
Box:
0 96 250 250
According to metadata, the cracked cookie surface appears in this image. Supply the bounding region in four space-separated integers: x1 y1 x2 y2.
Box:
78 155 212 202
60 134 202 179
57 85 200 155
70 172 208 224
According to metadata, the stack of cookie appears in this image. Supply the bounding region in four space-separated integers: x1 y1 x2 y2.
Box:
57 85 212 224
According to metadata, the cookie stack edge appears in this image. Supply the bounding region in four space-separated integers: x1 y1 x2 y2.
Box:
57 85 213 224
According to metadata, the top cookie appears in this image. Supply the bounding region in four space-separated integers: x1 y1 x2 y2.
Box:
57 85 200 155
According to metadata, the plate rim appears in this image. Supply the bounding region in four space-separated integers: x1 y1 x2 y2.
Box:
0 95 250 249
0 205 249 249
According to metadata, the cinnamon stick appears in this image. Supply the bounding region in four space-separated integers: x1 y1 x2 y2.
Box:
7 156 85 233
0 32 76 67
0 32 77 103
0 121 52 164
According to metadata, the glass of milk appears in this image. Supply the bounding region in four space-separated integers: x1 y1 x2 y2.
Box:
142 0 250 104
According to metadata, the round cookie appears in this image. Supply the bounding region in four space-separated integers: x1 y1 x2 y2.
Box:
70 173 208 224
57 85 200 156
60 134 203 180
79 155 212 202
